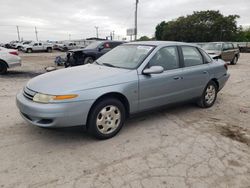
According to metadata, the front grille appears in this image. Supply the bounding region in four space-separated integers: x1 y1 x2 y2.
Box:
23 87 36 100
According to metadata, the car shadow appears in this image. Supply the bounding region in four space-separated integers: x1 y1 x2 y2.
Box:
24 102 198 144
0 70 44 78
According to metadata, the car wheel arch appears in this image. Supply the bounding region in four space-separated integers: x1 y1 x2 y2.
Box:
210 78 219 90
0 59 9 68
86 92 130 128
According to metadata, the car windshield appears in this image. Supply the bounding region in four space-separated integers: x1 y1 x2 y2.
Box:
96 45 154 69
84 41 103 49
203 43 222 51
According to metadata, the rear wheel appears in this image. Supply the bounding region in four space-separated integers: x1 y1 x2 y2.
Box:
197 81 218 108
47 48 52 53
84 57 94 64
0 62 7 75
230 56 238 65
27 48 32 53
87 98 126 139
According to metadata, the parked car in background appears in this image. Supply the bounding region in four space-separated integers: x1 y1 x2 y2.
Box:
16 41 229 139
13 41 32 50
65 40 124 67
0 47 21 74
22 41 53 53
57 42 82 52
238 42 250 53
203 42 240 65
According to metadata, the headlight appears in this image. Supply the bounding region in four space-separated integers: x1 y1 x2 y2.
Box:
33 93 78 103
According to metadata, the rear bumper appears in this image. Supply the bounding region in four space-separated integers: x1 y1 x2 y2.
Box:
8 58 21 68
16 92 94 128
218 73 230 91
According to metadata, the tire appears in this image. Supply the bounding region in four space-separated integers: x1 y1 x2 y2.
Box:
197 81 218 108
0 61 7 75
87 98 126 139
17 46 22 51
27 48 32 53
47 48 52 53
84 57 94 64
230 56 237 65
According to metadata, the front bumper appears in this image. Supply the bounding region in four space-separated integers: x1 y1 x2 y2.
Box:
16 92 94 128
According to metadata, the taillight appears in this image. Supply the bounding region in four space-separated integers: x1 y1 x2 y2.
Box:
224 63 228 70
9 51 18 56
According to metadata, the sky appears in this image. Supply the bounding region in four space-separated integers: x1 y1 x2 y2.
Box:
0 0 249 42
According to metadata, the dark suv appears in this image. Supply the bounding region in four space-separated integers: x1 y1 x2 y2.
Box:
65 41 124 67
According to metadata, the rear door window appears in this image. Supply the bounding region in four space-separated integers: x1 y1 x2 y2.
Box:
181 46 203 67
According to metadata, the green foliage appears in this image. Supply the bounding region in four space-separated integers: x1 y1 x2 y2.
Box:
138 36 151 41
235 27 250 42
155 10 240 42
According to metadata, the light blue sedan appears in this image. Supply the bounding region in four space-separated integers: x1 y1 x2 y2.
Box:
16 41 229 139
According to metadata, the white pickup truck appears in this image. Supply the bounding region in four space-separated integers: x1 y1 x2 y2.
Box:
22 41 53 53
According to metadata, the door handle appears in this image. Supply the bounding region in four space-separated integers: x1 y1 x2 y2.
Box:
203 71 208 74
173 76 183 80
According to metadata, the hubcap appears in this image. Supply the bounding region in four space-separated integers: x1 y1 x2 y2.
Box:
205 85 216 105
96 105 121 134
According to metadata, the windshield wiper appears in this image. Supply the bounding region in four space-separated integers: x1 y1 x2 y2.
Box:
102 63 117 67
95 60 100 65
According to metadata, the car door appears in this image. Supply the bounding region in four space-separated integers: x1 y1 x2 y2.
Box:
180 46 210 99
138 46 185 110
33 43 39 51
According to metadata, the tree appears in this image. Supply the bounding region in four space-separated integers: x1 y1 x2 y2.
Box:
155 10 240 42
138 36 151 41
236 26 250 41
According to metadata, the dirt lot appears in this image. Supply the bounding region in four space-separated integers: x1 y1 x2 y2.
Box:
0 52 250 188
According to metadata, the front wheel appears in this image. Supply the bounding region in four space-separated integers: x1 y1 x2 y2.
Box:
87 98 126 139
197 81 218 108
84 57 94 64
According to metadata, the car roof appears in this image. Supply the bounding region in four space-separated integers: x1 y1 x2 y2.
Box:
126 41 197 47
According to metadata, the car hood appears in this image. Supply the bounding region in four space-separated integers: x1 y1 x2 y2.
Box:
205 50 221 55
26 64 135 95
22 44 32 48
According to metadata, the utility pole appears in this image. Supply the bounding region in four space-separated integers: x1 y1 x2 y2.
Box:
16 26 20 41
110 32 113 40
134 0 139 41
112 30 115 40
35 26 38 41
95 26 99 38
69 34 71 40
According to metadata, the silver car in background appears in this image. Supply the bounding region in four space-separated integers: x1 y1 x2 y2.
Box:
16 41 229 139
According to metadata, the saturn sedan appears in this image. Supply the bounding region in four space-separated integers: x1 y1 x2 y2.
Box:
16 41 230 139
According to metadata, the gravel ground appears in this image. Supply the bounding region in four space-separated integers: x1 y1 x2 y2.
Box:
0 52 250 188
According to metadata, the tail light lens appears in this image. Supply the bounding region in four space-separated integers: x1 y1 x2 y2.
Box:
9 51 18 56
224 63 228 70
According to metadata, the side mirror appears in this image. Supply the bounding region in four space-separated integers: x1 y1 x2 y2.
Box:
98 46 104 51
143 66 164 75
